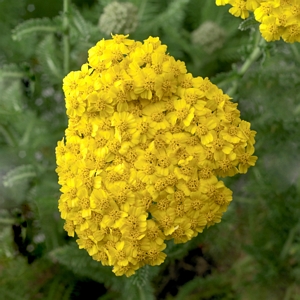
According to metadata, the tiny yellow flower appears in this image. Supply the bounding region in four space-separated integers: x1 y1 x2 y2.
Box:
229 0 250 19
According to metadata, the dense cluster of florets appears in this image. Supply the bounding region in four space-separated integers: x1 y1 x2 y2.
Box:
98 1 138 35
191 21 226 53
55 34 257 276
216 0 300 43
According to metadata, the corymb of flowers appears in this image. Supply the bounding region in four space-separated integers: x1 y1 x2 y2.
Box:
55 34 257 277
216 0 300 43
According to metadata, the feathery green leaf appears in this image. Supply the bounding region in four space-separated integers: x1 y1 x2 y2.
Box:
37 35 64 83
12 17 60 41
238 16 259 31
0 64 25 79
3 164 36 188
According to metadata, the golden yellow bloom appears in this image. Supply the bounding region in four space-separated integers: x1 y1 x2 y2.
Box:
215 0 300 43
229 0 250 19
56 34 257 277
259 16 282 41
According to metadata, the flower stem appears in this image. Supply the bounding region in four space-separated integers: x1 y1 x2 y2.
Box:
226 32 264 97
63 0 71 75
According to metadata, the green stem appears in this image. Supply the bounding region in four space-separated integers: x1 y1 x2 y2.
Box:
240 46 261 74
226 32 264 97
63 0 71 75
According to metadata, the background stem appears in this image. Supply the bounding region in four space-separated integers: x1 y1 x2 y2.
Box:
63 0 70 75
226 32 264 97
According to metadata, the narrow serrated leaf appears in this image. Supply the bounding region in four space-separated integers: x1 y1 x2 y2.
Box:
71 6 90 39
0 64 25 79
37 35 64 83
0 80 23 114
130 265 149 288
12 18 59 41
49 244 125 288
147 0 190 30
3 165 36 188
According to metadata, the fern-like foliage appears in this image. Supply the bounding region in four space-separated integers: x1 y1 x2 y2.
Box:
3 164 36 188
12 17 60 41
238 16 259 31
1 164 36 204
37 35 64 84
0 80 23 115
147 0 190 30
42 272 75 300
0 64 25 80
175 273 235 300
49 244 127 291
0 257 33 300
50 243 159 300
68 5 99 62
0 226 15 258
0 254 76 300
126 265 156 300
137 0 164 24
130 265 149 288
70 5 91 41
161 0 190 28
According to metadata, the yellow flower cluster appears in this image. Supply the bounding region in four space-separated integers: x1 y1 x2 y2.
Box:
56 34 257 277
216 0 300 42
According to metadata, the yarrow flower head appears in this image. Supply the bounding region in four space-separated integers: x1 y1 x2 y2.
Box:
215 0 300 43
56 34 257 277
191 21 226 53
98 1 138 35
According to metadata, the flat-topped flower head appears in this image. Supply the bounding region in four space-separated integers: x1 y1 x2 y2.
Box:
56 34 257 277
215 0 300 43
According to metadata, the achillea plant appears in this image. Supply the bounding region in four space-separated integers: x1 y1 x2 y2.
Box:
215 0 300 42
55 34 257 276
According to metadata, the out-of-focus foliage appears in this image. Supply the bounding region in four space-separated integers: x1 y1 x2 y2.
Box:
0 0 300 299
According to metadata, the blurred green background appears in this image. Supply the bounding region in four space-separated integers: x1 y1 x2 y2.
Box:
1 0 300 299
